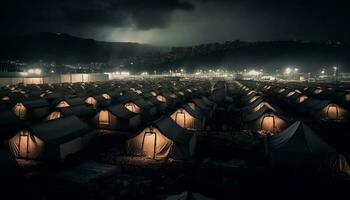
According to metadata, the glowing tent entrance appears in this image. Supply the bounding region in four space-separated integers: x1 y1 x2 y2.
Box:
322 104 347 121
98 110 110 125
56 100 70 108
127 127 172 159
8 116 96 161
170 108 202 130
297 95 308 103
243 107 288 135
46 111 61 120
85 97 97 106
260 114 285 133
9 130 44 160
127 116 196 160
124 102 141 113
13 102 26 119
102 93 111 100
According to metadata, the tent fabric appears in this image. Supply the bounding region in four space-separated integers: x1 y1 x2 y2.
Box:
58 105 96 118
29 115 90 144
108 104 138 119
301 98 330 111
154 116 192 145
127 127 173 159
127 116 196 160
22 99 49 108
267 121 335 154
243 106 279 122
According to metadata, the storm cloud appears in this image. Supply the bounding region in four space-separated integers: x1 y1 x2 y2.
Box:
1 0 349 46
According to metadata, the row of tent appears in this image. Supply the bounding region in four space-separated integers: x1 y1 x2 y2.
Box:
233 81 350 173
239 81 350 123
1 79 220 162
1 78 350 176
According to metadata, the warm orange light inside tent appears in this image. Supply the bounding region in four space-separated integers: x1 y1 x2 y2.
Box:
13 102 26 119
325 104 341 120
56 100 70 108
128 127 171 159
298 95 308 103
151 91 157 96
2 96 9 101
295 89 302 94
9 130 44 160
125 102 141 113
261 115 275 133
47 111 61 120
85 97 97 105
102 93 111 100
135 90 142 94
98 110 110 125
314 88 323 94
156 95 166 103
345 93 350 102
287 91 295 97
170 108 200 130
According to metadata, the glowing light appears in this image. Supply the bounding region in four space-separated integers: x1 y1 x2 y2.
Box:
285 68 291 74
247 70 262 76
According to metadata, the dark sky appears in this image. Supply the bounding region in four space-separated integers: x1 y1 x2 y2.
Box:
1 0 349 46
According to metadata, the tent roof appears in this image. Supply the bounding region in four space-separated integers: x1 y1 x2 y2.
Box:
243 106 279 122
133 98 154 109
267 121 335 154
108 104 138 119
22 99 49 108
29 115 90 144
58 105 95 118
182 104 204 120
301 98 330 111
154 116 192 144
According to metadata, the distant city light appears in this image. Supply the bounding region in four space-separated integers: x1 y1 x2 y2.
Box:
294 68 299 72
247 70 262 76
27 68 42 75
51 70 55 73
285 67 292 74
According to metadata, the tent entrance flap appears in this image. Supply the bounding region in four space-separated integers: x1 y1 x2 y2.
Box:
128 127 172 159
141 128 157 159
326 104 339 120
19 132 30 159
99 110 110 125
